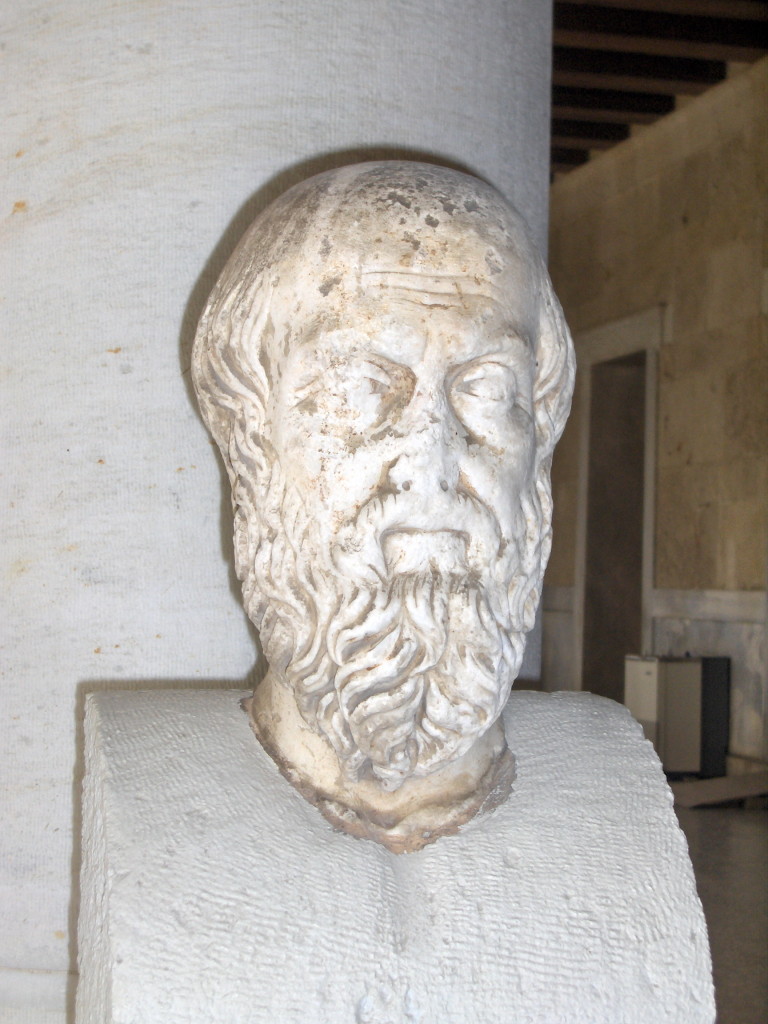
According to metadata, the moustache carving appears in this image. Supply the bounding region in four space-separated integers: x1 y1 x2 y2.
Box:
381 529 470 576
336 482 504 587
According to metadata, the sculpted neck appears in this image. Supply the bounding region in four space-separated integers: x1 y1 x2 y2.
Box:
245 670 515 853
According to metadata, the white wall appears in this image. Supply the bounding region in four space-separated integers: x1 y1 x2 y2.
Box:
1 1 552 1016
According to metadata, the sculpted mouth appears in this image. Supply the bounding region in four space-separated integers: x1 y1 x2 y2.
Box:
381 526 470 543
381 528 470 575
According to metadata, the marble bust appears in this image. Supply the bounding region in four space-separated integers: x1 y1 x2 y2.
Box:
192 161 574 851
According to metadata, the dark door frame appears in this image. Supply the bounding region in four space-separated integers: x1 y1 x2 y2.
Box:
572 305 663 692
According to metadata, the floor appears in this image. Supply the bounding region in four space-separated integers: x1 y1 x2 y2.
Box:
676 804 768 1024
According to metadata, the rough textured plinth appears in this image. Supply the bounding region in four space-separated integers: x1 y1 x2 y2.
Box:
77 689 714 1024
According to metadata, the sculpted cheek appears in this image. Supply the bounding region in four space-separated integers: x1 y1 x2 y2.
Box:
459 449 528 540
321 449 385 517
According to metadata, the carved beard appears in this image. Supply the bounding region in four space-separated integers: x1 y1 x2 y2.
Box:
318 569 520 789
238 461 530 790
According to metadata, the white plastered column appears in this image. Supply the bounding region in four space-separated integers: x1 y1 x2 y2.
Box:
3 2 550 1015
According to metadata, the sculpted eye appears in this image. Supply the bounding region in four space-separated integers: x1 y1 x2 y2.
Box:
453 367 512 404
289 355 414 438
362 369 391 397
361 359 415 431
448 357 531 452
451 362 516 406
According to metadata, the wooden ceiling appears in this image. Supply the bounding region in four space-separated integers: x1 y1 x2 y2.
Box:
551 0 768 175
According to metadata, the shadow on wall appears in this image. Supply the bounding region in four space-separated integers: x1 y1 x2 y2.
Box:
67 676 256 1023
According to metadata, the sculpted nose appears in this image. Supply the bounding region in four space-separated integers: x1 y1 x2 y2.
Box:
387 394 458 496
389 459 452 494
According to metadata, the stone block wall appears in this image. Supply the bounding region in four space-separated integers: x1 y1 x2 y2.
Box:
544 59 767 764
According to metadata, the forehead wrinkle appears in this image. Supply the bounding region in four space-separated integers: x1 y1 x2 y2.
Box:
441 332 533 378
361 270 502 304
272 271 534 372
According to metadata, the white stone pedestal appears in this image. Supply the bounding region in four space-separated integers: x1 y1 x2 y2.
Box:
76 689 714 1024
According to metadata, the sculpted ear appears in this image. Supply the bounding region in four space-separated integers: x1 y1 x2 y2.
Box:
508 264 574 635
532 264 576 467
192 276 278 590
192 276 275 484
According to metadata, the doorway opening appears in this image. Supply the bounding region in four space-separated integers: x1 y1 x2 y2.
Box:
581 351 646 702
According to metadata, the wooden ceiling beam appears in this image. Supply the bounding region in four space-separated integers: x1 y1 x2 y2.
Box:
554 68 713 94
557 0 768 22
549 3 767 175
551 119 631 149
552 85 675 124
551 136 621 152
554 28 766 62
553 46 726 95
551 147 591 171
553 103 658 124
554 3 768 62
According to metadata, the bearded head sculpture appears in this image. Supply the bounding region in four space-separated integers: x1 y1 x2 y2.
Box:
192 162 574 852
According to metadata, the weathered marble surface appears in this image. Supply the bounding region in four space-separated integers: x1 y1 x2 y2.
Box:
76 689 714 1024
192 162 575 848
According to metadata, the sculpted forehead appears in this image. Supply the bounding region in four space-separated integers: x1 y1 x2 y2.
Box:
219 162 529 312
274 166 532 285
193 160 572 463
260 173 539 363
266 161 531 256
266 268 538 392
285 282 532 373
